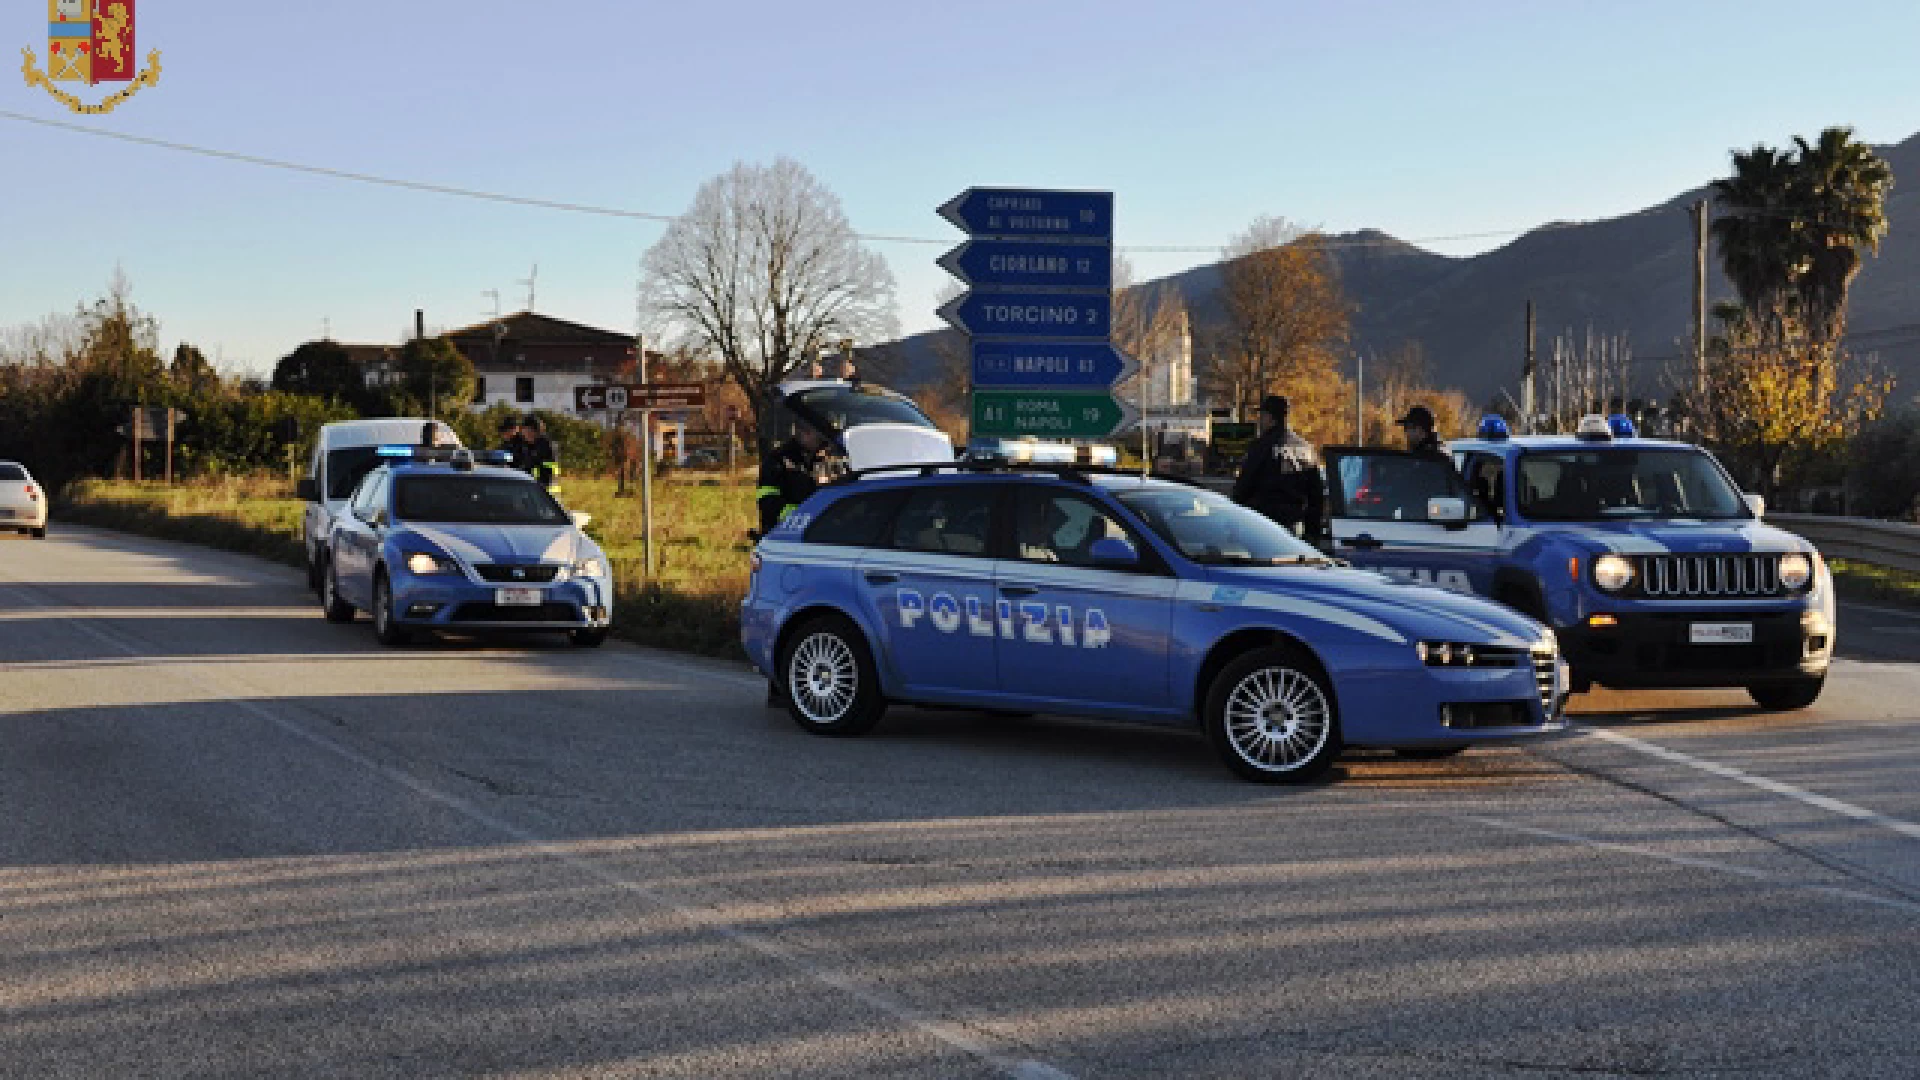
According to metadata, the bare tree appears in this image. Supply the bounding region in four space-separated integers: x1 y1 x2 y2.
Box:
639 159 897 436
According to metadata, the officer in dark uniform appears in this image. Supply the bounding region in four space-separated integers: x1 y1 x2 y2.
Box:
1397 405 1448 458
1231 394 1325 541
521 414 559 490
756 420 827 536
497 415 528 470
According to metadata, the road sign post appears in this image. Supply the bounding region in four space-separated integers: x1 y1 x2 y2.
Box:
575 382 707 577
940 186 1132 442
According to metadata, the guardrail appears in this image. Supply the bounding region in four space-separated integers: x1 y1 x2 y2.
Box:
1769 513 1920 576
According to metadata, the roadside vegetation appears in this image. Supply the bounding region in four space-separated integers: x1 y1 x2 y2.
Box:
1827 558 1920 610
60 472 756 660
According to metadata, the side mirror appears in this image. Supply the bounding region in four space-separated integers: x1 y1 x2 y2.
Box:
296 477 318 502
1089 536 1141 568
570 511 593 530
1744 493 1766 519
1428 496 1468 525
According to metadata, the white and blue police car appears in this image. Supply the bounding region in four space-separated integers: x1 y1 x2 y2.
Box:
1322 414 1832 709
320 445 613 648
742 454 1568 783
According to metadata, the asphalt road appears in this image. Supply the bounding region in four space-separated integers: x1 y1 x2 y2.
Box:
2 526 1917 1079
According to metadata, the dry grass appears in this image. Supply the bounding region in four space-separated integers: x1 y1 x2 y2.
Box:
59 471 757 660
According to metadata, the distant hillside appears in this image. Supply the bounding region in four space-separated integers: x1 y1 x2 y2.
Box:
880 131 1920 409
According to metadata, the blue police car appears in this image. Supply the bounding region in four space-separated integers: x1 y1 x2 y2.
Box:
320 446 614 647
1322 415 1832 709
741 460 1568 782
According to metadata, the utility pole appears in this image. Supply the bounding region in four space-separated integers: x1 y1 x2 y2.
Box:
164 407 175 485
520 264 538 312
416 309 434 420
637 332 655 578
1692 199 1709 408
130 403 141 482
1522 300 1537 434
1354 353 1364 444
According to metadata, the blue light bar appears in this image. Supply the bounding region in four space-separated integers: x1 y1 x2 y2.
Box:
1477 415 1511 441
1607 414 1637 439
376 444 415 458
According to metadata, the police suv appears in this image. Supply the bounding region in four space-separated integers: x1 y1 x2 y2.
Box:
1323 415 1833 709
742 453 1568 783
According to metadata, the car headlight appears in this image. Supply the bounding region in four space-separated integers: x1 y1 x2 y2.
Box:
1779 552 1813 591
405 551 456 575
574 556 607 579
1592 554 1635 592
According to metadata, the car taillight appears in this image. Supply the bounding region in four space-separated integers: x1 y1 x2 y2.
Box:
23 484 37 502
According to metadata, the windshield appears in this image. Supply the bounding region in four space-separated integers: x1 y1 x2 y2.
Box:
326 446 385 501
1516 448 1748 521
1117 487 1328 565
789 385 936 434
0 463 26 482
393 475 570 525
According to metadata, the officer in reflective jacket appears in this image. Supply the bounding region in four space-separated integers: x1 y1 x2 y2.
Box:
756 420 828 535
1232 394 1325 540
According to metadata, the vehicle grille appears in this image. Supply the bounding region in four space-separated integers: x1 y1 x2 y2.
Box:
1639 554 1781 599
1532 648 1558 714
474 564 562 583
449 602 578 622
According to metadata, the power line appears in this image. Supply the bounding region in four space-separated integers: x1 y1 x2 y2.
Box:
1 108 1667 256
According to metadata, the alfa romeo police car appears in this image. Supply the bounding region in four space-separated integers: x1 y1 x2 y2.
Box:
320 445 613 647
1323 414 1832 709
742 456 1568 783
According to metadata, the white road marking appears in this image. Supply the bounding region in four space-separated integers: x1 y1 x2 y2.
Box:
1461 815 1920 915
1582 727 1920 842
1 566 1071 1080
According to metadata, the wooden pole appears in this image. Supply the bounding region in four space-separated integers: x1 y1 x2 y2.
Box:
164 408 174 485
131 403 142 483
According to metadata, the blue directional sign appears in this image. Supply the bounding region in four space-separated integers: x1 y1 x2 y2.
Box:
939 188 1114 241
940 240 1113 293
938 291 1112 340
972 340 1134 389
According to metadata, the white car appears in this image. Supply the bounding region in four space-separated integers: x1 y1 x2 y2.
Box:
298 418 460 591
0 461 48 538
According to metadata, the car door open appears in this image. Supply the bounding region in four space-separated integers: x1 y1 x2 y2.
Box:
1324 447 1501 595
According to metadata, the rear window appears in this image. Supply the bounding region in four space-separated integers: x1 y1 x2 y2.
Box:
804 490 905 548
0 464 25 482
888 485 996 557
326 446 384 501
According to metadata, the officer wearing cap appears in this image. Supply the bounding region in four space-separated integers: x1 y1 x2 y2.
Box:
1397 405 1447 458
1231 394 1325 541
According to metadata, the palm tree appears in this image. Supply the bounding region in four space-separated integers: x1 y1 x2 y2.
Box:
1792 126 1894 342
1711 143 1801 324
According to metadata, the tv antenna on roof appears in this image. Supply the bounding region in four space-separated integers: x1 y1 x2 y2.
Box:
482 289 501 319
518 264 538 312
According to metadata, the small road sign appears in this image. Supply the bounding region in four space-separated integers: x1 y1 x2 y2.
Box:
970 340 1135 390
575 382 706 412
939 239 1113 293
939 188 1114 241
971 388 1138 440
938 291 1112 340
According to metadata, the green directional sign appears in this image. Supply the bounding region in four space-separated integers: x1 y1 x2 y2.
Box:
972 389 1136 440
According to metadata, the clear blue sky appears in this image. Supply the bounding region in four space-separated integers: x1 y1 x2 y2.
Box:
5 0 1919 375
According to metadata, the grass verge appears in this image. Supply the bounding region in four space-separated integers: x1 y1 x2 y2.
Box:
1827 558 1920 611
58 474 752 661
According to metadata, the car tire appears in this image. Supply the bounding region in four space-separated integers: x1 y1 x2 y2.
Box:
320 559 356 623
1748 677 1824 711
306 549 322 592
1393 745 1467 760
31 526 46 539
779 614 886 737
1203 645 1342 783
569 628 608 648
372 571 412 647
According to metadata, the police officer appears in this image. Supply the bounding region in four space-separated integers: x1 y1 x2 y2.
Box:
1397 405 1447 458
756 420 827 536
1232 394 1325 541
497 415 527 469
521 414 559 491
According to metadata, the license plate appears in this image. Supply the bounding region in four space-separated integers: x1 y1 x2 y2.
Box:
1690 622 1754 644
495 587 542 607
0 508 13 520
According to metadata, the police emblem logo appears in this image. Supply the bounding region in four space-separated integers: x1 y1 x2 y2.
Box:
22 0 162 114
